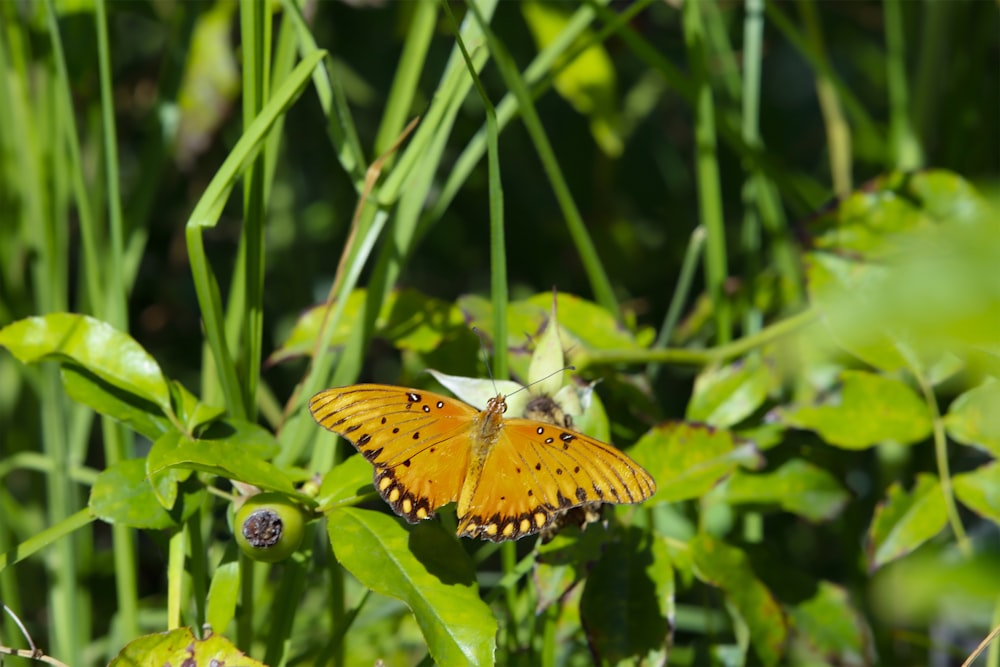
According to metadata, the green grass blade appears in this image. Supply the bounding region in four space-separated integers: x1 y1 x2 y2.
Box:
466 0 619 318
683 0 730 344
185 50 324 418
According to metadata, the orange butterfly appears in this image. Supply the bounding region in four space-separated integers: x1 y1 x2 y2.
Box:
309 384 656 542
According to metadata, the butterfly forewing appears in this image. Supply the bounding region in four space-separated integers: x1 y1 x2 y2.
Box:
309 385 478 523
456 418 656 542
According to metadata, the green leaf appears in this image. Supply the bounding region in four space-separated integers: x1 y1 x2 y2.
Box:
62 364 170 441
174 0 240 169
206 543 241 635
868 541 1000 628
527 296 567 398
908 170 995 225
270 288 465 365
954 462 1000 524
579 528 672 663
687 357 774 427
318 453 376 510
525 292 643 354
458 292 644 362
90 459 205 529
328 507 497 666
866 474 947 571
690 534 787 666
723 460 849 522
944 381 1000 457
0 313 173 416
146 419 295 496
788 581 873 667
521 1 622 157
171 379 225 433
109 626 265 667
805 253 907 371
779 370 932 449
458 293 548 351
629 422 762 504
807 173 927 259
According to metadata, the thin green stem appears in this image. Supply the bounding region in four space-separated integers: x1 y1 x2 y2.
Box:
683 0 730 344
426 0 647 233
239 0 271 420
0 508 93 572
94 0 126 328
883 0 923 170
649 226 705 381
580 308 819 370
741 0 764 336
93 1 140 647
904 351 969 556
466 0 619 318
374 0 437 158
444 0 508 379
167 528 187 629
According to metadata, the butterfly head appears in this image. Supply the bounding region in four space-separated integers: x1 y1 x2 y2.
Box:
486 394 508 415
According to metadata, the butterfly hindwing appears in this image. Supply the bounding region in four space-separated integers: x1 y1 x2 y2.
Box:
456 418 656 541
309 385 477 523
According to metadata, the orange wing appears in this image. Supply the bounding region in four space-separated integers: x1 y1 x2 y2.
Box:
309 385 477 523
456 418 656 541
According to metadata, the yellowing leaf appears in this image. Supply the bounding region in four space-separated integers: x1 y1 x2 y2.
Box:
109 626 264 667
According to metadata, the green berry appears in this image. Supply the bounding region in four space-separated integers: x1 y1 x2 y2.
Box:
234 493 305 563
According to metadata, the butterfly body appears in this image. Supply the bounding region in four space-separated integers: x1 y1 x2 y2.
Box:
309 384 655 542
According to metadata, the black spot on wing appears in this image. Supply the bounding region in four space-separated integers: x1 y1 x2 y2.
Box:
357 433 371 447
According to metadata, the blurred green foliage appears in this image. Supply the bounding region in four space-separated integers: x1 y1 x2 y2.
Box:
1 1 999 666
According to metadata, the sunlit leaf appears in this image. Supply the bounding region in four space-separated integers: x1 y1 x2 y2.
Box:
687 357 774 428
629 422 762 504
109 626 264 667
146 419 294 496
521 1 622 157
954 462 1000 524
0 313 174 417
804 255 907 371
944 381 1000 457
328 507 497 666
317 453 377 511
271 288 465 365
866 474 947 571
778 370 932 449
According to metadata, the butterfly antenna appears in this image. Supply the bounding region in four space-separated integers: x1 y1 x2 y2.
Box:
507 365 577 398
471 326 498 393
